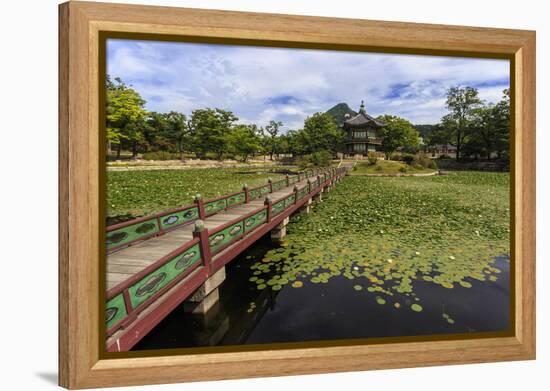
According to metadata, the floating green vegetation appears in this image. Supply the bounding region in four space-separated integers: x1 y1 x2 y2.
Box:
107 167 287 219
249 172 509 325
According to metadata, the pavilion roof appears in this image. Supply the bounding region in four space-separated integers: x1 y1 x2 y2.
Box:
343 101 386 128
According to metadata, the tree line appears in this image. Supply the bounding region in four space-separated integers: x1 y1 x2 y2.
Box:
106 76 344 162
106 75 509 162
424 86 510 160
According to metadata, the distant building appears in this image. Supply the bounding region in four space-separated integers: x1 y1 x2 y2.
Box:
343 101 385 157
425 144 457 159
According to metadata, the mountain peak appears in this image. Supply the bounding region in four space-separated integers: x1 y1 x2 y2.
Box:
326 103 357 127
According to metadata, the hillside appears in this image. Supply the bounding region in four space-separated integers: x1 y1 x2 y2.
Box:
326 102 357 127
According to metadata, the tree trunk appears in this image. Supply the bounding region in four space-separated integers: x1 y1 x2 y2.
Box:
131 141 138 160
116 143 122 159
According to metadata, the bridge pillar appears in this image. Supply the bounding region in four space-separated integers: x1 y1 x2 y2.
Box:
299 198 313 214
271 216 289 243
313 191 323 202
184 267 226 315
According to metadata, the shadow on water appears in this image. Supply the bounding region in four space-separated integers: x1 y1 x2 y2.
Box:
133 236 510 350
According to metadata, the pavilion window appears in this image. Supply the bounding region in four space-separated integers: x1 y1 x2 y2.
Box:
353 130 366 139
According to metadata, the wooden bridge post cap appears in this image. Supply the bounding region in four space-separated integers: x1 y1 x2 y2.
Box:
194 193 202 200
242 183 249 189
264 196 272 204
267 177 272 182
293 185 299 191
194 219 205 232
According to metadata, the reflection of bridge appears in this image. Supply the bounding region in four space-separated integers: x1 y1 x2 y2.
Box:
105 166 348 352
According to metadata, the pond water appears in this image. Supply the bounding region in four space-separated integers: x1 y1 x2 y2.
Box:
133 235 510 350
133 173 511 351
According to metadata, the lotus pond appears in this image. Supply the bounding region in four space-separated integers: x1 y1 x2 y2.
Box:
106 167 289 222
133 171 511 350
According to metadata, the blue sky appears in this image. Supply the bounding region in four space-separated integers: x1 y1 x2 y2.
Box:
107 39 510 130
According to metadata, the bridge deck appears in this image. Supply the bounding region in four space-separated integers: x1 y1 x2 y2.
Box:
106 177 312 291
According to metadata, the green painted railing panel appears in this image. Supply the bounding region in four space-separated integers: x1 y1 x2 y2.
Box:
272 200 285 216
106 218 160 251
128 243 202 309
159 206 199 230
226 192 245 207
106 293 127 330
285 194 296 207
244 209 267 232
298 186 308 200
249 185 270 200
205 198 227 215
209 221 245 254
272 180 286 191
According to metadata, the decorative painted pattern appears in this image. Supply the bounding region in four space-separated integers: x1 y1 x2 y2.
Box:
127 243 202 309
272 179 286 191
209 221 245 254
244 209 268 233
249 185 271 199
297 186 308 200
204 198 227 215
106 218 160 251
272 199 286 216
106 293 127 330
285 194 296 207
226 192 245 207
159 206 199 230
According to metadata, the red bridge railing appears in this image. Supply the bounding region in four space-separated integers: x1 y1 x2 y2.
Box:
106 167 334 254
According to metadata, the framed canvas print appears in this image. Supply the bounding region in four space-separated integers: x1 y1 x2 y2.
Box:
58 1 536 389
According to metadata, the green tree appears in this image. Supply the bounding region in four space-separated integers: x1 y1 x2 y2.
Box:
264 120 283 160
226 124 262 162
164 111 190 161
377 115 419 159
443 86 483 160
106 76 148 159
189 108 238 160
300 113 343 155
493 88 510 158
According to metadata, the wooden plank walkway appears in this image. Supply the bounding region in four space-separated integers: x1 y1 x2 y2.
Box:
107 176 313 291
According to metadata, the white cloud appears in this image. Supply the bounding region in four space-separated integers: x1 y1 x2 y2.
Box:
107 39 510 128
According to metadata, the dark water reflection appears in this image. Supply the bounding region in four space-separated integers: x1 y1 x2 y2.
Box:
133 235 510 350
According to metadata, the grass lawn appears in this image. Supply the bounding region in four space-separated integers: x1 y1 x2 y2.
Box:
350 159 436 175
107 166 290 221
250 172 510 316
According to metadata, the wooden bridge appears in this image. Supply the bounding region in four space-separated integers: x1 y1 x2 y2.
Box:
105 166 348 352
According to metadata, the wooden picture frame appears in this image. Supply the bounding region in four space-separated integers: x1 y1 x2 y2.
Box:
58 1 536 388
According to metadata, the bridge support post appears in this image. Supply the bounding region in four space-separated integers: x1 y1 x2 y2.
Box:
271 216 289 243
313 190 323 202
184 267 226 315
300 198 313 214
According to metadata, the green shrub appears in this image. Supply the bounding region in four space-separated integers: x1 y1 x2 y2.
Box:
412 153 438 169
399 166 408 173
367 152 378 165
298 150 332 168
141 151 181 161
375 165 383 172
389 152 402 161
401 153 415 165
